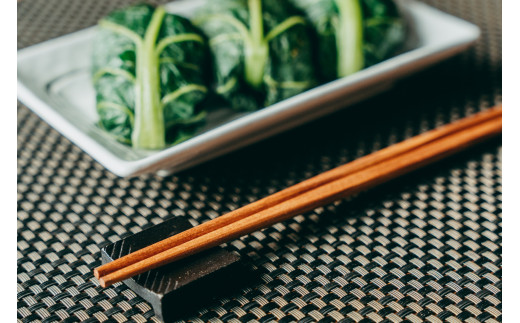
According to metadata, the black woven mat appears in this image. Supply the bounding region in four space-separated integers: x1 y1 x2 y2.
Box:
17 0 502 322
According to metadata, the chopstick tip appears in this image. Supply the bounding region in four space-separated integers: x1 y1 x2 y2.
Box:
98 277 108 288
93 268 100 279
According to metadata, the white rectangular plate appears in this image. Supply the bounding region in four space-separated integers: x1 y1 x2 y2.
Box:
17 0 479 177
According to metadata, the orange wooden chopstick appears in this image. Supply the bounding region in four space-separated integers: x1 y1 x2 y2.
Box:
95 105 501 287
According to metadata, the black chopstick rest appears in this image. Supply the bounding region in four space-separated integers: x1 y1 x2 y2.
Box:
101 216 250 322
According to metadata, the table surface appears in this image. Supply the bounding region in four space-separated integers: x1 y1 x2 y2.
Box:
17 0 502 322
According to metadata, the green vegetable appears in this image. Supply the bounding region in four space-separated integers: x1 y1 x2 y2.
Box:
194 0 317 110
92 4 208 149
290 0 406 81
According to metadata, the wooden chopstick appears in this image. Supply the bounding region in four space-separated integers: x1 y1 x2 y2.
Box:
96 105 502 287
95 105 501 280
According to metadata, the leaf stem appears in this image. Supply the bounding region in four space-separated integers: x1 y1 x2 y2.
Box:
335 0 364 77
244 0 268 89
132 7 166 149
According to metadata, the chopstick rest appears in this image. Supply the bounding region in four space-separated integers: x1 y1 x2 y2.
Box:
100 216 252 322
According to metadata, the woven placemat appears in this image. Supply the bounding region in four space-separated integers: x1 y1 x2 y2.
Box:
17 0 502 322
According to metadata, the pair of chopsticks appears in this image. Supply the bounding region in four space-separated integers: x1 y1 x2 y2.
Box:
95 105 502 287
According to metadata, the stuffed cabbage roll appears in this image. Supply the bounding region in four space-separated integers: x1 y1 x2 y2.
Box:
194 0 317 110
92 4 208 149
290 0 407 81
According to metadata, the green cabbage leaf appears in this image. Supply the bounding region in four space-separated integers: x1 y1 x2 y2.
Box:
92 4 208 149
290 0 407 81
194 0 317 110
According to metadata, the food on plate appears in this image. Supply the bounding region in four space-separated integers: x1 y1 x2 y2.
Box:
290 0 407 81
92 4 209 149
194 0 317 111
92 0 407 149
